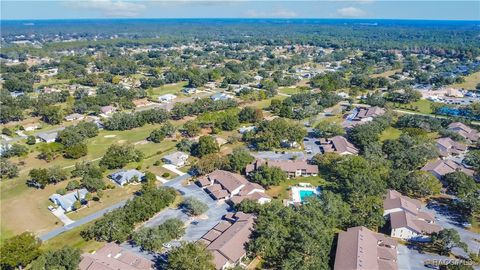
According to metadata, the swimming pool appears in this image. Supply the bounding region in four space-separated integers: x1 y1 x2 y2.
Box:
299 190 316 201
290 186 320 204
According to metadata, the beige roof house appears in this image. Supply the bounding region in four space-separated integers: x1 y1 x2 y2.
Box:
353 106 386 121
245 159 318 178
334 226 398 270
79 243 154 270
384 190 441 240
200 212 255 270
448 122 480 143
319 136 359 155
196 170 270 204
435 137 467 157
421 159 474 180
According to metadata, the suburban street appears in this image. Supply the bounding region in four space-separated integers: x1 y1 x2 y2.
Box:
39 173 192 241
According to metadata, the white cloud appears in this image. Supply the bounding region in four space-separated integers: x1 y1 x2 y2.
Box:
73 0 146 17
245 9 297 18
336 6 366 18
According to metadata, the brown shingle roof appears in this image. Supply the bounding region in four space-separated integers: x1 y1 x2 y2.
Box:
321 136 359 155
390 211 441 234
334 226 398 270
421 159 474 177
79 243 153 270
201 213 255 270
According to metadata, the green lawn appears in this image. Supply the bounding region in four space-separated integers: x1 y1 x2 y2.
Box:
450 71 480 90
279 87 302 95
390 99 434 114
379 127 402 141
266 176 331 200
41 223 104 253
147 81 188 99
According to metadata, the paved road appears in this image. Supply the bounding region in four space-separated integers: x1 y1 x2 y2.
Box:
39 200 128 241
397 244 452 270
39 173 192 241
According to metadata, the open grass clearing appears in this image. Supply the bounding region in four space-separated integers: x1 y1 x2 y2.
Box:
450 71 480 90
41 223 104 253
147 81 188 99
379 127 402 141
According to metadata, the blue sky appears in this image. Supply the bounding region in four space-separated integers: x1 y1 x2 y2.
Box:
1 1 479 20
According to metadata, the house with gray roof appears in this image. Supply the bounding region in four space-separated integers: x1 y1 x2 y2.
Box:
64 113 85 122
211 92 233 101
37 131 59 143
162 151 189 167
109 169 145 186
49 188 88 212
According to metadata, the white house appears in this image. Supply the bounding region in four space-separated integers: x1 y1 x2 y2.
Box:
158 94 177 103
109 169 145 186
183 87 197 94
49 188 88 212
37 132 59 143
211 93 232 101
162 151 189 167
64 113 85 122
24 123 40 131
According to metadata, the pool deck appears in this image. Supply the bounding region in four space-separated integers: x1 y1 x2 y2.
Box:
290 186 320 204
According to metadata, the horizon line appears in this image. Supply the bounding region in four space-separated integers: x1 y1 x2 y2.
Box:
2 17 480 22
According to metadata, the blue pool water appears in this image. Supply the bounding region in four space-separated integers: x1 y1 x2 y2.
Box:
299 190 316 201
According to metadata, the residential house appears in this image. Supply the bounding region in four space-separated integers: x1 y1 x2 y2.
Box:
109 169 145 186
183 87 197 94
37 131 59 143
23 123 40 131
196 170 270 204
421 159 474 180
245 159 318 178
383 190 441 241
435 137 467 157
162 151 189 167
199 212 255 270
133 99 150 108
211 93 233 101
79 243 154 270
64 113 85 122
158 94 177 103
319 136 359 155
447 122 480 143
352 106 386 122
100 105 115 115
49 188 88 212
238 126 256 134
334 226 398 270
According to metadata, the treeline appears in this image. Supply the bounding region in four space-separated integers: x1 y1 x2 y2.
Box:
81 187 176 242
269 91 341 119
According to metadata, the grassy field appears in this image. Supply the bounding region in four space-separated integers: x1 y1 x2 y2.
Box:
266 176 330 200
370 68 401 78
41 223 104 253
450 71 480 90
147 81 188 100
0 124 178 243
379 127 402 141
391 99 434 114
278 87 304 95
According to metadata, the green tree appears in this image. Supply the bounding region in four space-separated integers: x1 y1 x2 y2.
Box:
193 153 226 175
182 121 200 137
148 129 167 143
26 135 36 145
181 197 208 216
194 136 219 157
429 229 468 256
225 148 254 172
64 142 88 159
250 165 287 187
0 232 41 269
443 172 478 198
463 150 480 170
0 158 19 179
166 242 215 270
100 144 144 169
31 246 81 270
314 121 345 138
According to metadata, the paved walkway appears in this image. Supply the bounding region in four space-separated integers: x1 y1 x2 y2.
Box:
162 164 186 176
51 208 74 226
